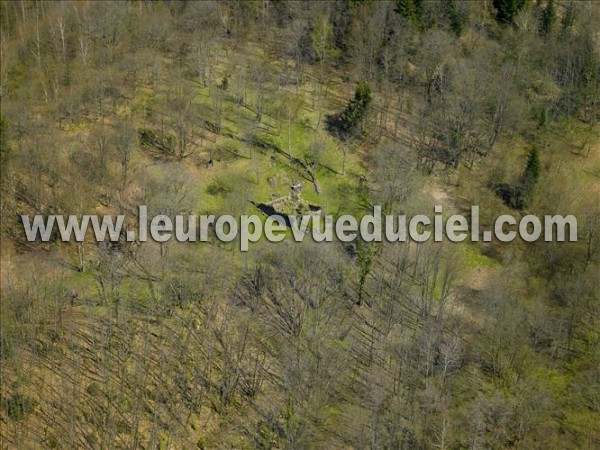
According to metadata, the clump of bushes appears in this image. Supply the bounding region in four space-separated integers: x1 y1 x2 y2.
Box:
206 178 233 196
2 392 38 421
138 128 176 155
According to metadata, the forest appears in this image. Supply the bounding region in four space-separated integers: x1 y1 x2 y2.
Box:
0 0 599 448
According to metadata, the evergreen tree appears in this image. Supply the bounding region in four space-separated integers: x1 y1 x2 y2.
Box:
394 0 424 27
493 0 528 24
521 146 540 196
339 81 372 134
447 0 465 36
560 2 575 37
540 0 556 36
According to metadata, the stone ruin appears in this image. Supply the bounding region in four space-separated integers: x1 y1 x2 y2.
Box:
253 181 322 226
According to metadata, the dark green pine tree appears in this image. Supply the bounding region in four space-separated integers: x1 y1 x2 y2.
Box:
521 146 540 197
447 0 465 37
540 0 556 36
340 82 372 134
560 1 575 37
493 0 528 24
394 0 424 27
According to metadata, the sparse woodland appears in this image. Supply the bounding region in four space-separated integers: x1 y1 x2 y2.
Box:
1 1 599 448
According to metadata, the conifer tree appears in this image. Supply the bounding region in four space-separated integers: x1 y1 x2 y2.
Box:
339 81 372 135
493 0 528 24
521 146 540 197
540 0 556 36
394 0 424 27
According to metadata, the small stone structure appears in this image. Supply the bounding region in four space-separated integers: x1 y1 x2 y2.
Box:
256 182 322 225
